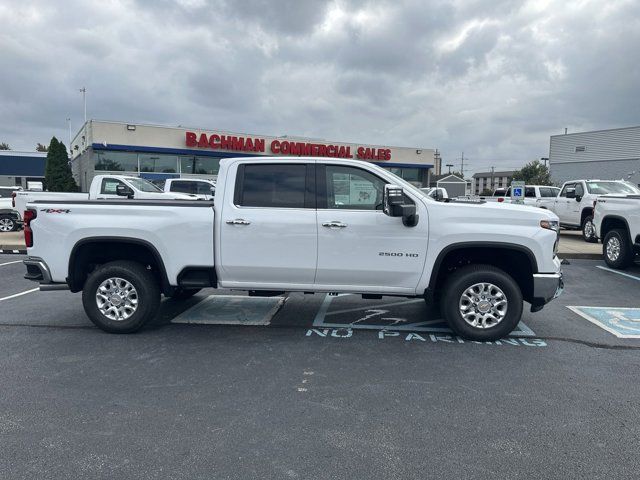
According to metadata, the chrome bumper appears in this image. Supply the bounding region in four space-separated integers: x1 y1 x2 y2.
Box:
532 271 564 307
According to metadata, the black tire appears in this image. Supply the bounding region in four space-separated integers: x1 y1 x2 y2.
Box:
82 260 161 333
168 288 201 300
603 229 634 270
440 264 523 341
0 215 15 232
582 215 597 243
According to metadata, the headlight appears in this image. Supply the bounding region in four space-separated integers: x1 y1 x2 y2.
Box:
540 219 559 231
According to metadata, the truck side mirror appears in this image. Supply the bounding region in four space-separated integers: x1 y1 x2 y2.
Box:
383 184 419 227
434 189 444 202
565 188 575 199
116 184 134 199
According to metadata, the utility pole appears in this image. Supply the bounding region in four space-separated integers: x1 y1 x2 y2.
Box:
66 117 72 150
460 152 465 176
79 87 87 123
446 163 453 174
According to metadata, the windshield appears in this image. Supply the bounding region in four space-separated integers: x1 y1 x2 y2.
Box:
126 177 163 192
586 181 640 195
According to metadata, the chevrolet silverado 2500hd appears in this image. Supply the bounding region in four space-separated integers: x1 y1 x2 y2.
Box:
22 157 563 341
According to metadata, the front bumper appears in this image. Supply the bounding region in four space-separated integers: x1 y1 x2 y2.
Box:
531 271 564 310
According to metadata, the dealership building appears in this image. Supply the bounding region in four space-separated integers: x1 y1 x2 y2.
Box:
70 120 437 191
549 125 640 185
0 150 47 188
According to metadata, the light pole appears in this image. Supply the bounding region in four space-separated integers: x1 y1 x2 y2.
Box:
66 117 72 150
541 157 549 168
446 163 454 174
79 87 86 123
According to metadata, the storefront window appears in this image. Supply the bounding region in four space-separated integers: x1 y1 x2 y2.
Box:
95 151 138 172
179 156 195 174
139 154 178 173
194 156 220 175
384 167 421 183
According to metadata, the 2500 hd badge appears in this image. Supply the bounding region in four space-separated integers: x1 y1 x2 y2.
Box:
379 252 419 257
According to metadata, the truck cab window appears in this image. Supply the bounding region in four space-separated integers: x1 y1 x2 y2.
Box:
525 187 536 198
101 179 126 194
171 181 196 194
325 165 385 210
238 164 307 208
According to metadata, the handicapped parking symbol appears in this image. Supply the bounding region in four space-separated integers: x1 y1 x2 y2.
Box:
513 187 523 197
568 306 640 338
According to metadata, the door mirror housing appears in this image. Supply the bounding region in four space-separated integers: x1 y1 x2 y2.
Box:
116 184 134 199
434 189 444 202
565 188 575 199
383 184 419 227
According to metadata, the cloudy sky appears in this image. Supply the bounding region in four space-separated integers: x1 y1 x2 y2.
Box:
1 0 638 175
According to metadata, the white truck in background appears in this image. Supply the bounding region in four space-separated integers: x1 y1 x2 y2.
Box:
23 156 563 341
481 186 560 206
593 194 640 269
539 180 640 242
13 174 195 217
153 177 216 200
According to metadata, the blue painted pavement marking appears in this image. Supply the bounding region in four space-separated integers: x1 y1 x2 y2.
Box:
568 306 640 338
313 294 536 336
595 265 640 282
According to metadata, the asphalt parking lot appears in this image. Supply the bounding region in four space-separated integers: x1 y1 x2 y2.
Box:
1 254 640 479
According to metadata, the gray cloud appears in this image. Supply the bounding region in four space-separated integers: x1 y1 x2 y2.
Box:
0 0 638 175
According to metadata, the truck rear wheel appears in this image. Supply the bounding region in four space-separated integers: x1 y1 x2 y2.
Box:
440 264 522 341
582 215 597 243
82 261 160 333
603 229 634 269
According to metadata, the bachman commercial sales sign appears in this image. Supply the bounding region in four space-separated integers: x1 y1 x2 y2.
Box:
185 131 392 161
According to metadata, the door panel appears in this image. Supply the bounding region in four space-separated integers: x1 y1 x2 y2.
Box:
315 164 428 292
219 163 317 286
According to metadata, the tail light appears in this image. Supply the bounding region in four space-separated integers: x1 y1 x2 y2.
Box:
11 191 16 208
23 209 37 248
498 197 504 202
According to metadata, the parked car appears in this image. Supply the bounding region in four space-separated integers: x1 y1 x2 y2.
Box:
541 180 640 242
593 194 640 269
13 175 195 217
0 186 23 231
482 186 560 206
23 156 562 341
153 178 216 200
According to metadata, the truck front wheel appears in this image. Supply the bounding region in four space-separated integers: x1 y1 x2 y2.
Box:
82 261 161 333
440 265 522 341
582 215 597 243
603 229 634 269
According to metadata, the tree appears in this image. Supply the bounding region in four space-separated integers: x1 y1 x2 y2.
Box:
480 188 493 196
512 160 552 185
44 137 78 192
36 143 48 152
0 142 10 150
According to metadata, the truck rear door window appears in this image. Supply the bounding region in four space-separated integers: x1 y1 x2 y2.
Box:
237 164 307 208
170 181 196 194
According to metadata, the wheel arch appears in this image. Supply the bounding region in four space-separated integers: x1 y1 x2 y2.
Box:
68 236 171 294
581 207 594 224
600 215 631 242
426 242 538 304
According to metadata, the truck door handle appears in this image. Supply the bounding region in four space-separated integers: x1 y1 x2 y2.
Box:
322 221 347 228
226 219 251 225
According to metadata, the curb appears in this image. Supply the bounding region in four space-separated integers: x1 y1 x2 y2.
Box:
0 248 27 254
558 253 602 260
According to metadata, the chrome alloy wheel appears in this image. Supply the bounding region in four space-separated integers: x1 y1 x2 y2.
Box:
96 277 139 321
0 218 14 232
459 282 508 329
606 236 621 262
584 220 595 240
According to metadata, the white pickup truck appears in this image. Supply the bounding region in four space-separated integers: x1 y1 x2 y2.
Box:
154 177 216 200
481 186 560 207
13 174 194 216
593 195 640 269
22 157 563 341
538 179 640 242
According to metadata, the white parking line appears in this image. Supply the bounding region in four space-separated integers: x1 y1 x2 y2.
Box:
596 265 640 282
0 260 22 267
0 288 39 302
